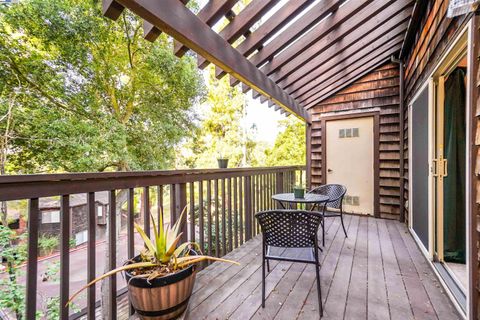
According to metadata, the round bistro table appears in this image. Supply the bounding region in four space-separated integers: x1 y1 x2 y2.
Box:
272 192 329 210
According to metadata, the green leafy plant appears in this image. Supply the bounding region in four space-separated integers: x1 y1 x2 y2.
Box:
38 235 59 256
67 205 238 305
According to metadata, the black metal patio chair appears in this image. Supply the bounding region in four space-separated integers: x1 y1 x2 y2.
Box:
308 184 347 246
255 210 323 318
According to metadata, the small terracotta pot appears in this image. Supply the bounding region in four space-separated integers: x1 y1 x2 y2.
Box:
125 257 196 320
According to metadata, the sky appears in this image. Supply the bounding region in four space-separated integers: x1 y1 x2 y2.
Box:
244 95 285 145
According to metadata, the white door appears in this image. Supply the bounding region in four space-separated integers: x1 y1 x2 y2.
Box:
326 117 374 215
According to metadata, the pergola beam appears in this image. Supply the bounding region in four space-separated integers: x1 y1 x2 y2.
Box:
174 0 239 57
103 0 309 122
143 0 190 42
198 0 282 69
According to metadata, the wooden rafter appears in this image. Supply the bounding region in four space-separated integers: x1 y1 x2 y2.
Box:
276 7 412 91
217 0 314 80
293 33 403 101
197 0 282 69
303 44 402 109
271 1 413 85
247 0 342 69
290 29 407 99
174 0 239 57
260 0 391 77
103 0 310 122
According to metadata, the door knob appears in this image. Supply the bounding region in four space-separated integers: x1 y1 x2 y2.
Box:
327 169 333 173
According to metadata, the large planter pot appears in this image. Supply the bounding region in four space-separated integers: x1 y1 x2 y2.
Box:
293 187 305 199
125 256 197 320
217 158 229 168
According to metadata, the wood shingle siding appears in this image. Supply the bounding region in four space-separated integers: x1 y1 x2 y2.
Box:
308 63 401 219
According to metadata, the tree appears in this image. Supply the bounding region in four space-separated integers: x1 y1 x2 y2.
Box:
265 117 306 166
0 0 205 174
178 65 258 168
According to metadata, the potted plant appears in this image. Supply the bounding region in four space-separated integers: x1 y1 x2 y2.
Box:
217 154 229 168
67 206 238 319
293 185 305 199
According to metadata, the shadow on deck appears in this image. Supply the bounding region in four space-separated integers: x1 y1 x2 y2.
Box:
118 215 460 320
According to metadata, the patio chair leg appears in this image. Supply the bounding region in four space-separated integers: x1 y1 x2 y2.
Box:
262 257 266 308
340 214 347 238
322 220 325 247
314 243 323 317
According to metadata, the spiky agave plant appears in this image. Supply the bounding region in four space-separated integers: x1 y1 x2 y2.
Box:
67 205 238 305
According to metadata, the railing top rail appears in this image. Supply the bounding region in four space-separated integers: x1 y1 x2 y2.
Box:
0 166 305 201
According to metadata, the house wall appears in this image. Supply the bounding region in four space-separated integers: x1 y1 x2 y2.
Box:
401 0 477 317
308 62 401 219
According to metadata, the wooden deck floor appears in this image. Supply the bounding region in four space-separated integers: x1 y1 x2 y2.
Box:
120 215 461 320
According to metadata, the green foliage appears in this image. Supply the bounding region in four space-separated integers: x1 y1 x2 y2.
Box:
38 235 59 256
178 65 258 168
265 117 306 166
0 225 27 319
0 0 205 173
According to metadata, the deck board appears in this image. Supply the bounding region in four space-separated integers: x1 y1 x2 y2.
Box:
112 216 461 320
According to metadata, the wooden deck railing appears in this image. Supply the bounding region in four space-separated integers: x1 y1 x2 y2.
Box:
0 166 305 319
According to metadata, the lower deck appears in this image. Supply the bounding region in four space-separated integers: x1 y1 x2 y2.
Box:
121 215 460 319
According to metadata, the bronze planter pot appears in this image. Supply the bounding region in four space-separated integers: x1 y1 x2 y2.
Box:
125 257 196 320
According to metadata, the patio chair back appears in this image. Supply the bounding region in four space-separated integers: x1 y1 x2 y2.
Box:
309 184 347 209
255 210 323 248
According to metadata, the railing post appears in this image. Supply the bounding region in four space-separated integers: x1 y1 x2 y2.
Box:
25 198 39 320
59 195 70 320
108 190 117 320
175 183 187 242
244 176 252 241
127 188 135 316
87 192 96 319
276 172 284 209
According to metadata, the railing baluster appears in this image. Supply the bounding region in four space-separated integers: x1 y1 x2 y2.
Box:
251 175 256 236
207 180 212 257
127 188 135 316
276 172 284 209
198 181 204 253
227 178 232 253
189 182 195 242
60 195 70 320
108 190 117 319
233 177 238 249
157 185 164 224
221 179 226 256
170 184 176 225
262 174 266 212
143 187 150 237
175 183 187 242
244 176 252 241
214 179 219 257
239 177 244 245
25 198 39 320
87 192 96 319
